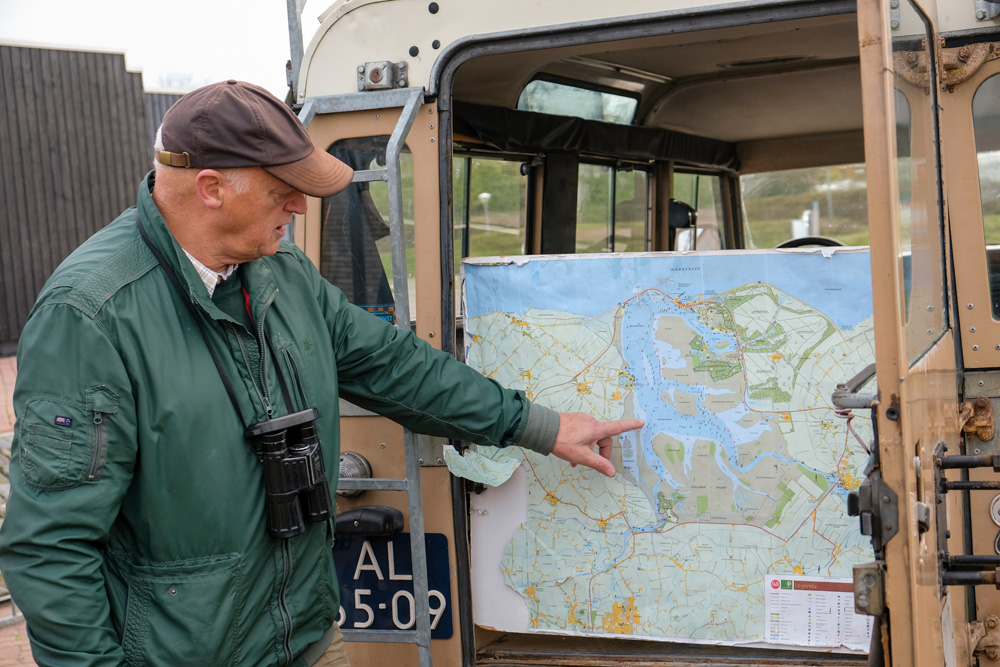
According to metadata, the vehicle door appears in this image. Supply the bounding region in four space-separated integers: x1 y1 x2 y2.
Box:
854 0 965 664
299 91 465 667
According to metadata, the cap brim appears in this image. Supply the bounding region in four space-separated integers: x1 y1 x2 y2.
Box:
265 148 354 198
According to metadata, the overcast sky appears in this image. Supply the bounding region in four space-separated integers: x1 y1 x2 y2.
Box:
0 0 327 97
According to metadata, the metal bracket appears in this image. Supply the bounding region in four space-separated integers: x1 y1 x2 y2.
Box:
848 468 899 552
972 614 1000 662
831 363 878 410
961 397 995 442
853 561 885 616
976 0 1000 23
893 50 932 91
358 61 409 91
942 44 996 91
890 0 900 30
415 435 447 467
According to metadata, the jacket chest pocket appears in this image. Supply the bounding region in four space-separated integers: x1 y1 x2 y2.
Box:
271 333 313 411
20 386 119 489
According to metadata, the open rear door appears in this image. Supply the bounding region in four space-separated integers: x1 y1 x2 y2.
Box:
855 0 966 664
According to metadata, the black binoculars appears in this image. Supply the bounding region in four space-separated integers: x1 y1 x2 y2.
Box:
247 408 333 539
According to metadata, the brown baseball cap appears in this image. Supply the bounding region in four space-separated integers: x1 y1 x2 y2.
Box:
156 80 354 197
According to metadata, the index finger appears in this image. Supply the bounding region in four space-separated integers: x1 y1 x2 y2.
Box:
598 419 644 438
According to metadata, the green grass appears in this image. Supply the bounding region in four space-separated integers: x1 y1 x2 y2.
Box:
746 217 871 248
983 213 1000 244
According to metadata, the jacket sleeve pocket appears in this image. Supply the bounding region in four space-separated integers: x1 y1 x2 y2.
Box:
111 552 245 667
20 387 119 490
85 386 119 481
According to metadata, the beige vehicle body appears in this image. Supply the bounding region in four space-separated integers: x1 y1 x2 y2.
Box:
285 0 1000 664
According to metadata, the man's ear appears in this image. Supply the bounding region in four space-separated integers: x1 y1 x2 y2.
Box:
193 170 225 209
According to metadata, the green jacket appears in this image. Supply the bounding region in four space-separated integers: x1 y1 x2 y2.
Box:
0 173 557 666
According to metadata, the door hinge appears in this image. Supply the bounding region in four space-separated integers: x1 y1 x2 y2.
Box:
971 614 1000 663
853 561 885 616
960 397 995 442
941 44 996 90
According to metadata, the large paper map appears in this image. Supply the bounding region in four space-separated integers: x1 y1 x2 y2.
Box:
453 250 875 647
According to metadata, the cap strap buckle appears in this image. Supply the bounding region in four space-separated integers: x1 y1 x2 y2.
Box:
156 150 191 168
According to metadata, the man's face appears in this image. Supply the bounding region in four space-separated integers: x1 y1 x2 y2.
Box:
216 168 307 264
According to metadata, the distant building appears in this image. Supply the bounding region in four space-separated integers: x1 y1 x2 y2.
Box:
0 43 182 352
144 89 183 147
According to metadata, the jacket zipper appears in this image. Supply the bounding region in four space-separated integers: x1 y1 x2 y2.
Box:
255 289 277 417
86 411 108 481
234 286 295 661
234 328 271 418
231 288 278 418
248 288 296 663
279 539 294 664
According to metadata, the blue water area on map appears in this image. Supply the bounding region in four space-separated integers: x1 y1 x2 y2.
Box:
465 251 865 527
617 290 835 528
463 251 873 331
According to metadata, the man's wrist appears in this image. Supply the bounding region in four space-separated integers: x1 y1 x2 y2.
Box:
516 403 559 455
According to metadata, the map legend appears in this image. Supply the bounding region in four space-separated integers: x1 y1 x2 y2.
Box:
765 575 873 650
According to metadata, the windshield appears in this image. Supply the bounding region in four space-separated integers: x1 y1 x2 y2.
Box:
740 164 869 248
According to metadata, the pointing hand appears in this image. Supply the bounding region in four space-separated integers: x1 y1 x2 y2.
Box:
549 412 644 477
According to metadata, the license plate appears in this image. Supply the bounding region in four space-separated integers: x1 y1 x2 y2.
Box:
333 532 453 639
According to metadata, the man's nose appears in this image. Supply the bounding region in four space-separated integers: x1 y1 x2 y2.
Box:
286 192 307 214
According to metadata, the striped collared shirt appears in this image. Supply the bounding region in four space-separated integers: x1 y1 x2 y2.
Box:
183 250 238 297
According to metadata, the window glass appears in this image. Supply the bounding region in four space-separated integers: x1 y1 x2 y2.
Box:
576 164 649 253
453 155 469 260
892 4 947 365
972 74 1000 317
740 165 869 248
320 136 415 325
895 88 914 324
453 156 529 319
517 79 637 125
614 170 648 252
576 164 614 253
673 172 725 250
453 156 527 269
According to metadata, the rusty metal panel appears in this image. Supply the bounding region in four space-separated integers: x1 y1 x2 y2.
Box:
0 44 149 351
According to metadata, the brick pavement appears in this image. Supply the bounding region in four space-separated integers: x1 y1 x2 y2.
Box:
0 615 33 666
0 356 13 435
0 357 32 664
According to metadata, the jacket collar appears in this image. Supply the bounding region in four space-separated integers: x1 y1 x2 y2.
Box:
136 171 279 324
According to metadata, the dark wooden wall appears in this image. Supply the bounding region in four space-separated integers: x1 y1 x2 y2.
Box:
145 91 182 148
0 45 156 352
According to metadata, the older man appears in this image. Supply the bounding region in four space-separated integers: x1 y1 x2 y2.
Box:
0 80 642 666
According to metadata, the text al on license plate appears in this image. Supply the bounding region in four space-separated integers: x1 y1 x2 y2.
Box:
334 532 453 639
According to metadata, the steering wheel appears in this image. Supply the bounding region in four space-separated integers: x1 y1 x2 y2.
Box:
775 235 846 249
